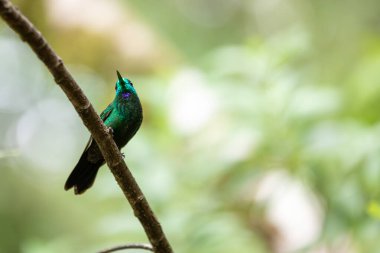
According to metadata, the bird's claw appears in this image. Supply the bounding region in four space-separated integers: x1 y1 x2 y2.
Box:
107 127 114 136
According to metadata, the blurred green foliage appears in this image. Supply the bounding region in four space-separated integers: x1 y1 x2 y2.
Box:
1 0 380 253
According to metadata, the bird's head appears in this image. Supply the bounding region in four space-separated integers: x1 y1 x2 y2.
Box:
115 70 137 99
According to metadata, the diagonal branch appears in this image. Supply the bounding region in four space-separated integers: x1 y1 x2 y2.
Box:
0 1 173 253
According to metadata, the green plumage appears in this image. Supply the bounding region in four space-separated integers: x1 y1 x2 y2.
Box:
65 71 143 194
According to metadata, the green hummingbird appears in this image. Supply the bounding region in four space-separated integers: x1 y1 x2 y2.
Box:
65 71 143 194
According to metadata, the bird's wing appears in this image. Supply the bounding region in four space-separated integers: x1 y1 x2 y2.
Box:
100 103 114 121
83 103 114 153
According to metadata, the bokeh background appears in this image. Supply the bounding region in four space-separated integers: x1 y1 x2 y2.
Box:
1 0 380 252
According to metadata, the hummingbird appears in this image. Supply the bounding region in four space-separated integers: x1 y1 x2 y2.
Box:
65 71 143 194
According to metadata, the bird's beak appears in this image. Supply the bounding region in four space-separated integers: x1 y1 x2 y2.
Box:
116 70 123 83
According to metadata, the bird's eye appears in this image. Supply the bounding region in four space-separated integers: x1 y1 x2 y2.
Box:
115 85 117 90
130 81 134 87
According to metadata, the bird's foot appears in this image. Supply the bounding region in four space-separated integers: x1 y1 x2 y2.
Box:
107 127 114 136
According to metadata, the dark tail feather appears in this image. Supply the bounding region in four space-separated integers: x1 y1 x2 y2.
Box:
64 154 102 194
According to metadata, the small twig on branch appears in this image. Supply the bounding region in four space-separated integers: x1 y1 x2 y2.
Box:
97 243 154 253
0 1 173 253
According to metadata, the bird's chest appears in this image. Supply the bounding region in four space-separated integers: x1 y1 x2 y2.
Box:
105 103 142 147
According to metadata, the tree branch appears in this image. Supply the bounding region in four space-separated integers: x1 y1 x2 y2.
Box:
97 243 154 253
0 1 173 253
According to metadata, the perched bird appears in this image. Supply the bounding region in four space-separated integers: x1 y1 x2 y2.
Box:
65 71 143 194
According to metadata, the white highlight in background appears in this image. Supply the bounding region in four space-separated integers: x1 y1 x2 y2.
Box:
168 69 218 135
255 170 323 253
